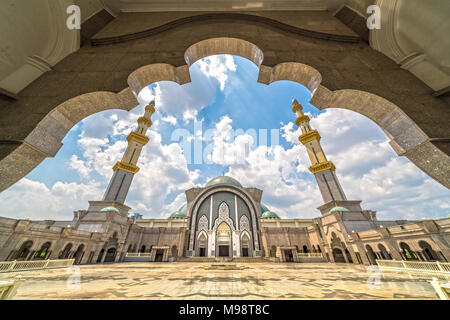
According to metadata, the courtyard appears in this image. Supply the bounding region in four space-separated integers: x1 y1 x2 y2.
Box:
0 262 439 300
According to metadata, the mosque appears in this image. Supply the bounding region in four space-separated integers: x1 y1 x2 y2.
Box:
0 100 448 266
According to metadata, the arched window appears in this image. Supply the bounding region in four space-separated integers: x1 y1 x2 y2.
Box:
16 240 33 261
127 244 132 252
400 242 418 260
35 242 51 260
365 245 377 265
60 243 73 259
73 244 85 264
302 245 308 253
418 240 439 261
317 245 322 253
378 244 391 260
140 245 146 253
96 249 104 263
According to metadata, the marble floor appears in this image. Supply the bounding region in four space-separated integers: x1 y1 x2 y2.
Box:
0 262 439 300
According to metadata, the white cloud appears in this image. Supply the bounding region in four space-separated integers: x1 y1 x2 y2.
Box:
198 55 237 90
206 110 449 220
0 179 103 220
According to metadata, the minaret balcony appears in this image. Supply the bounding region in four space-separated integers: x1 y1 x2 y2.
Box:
137 116 152 127
113 161 140 174
309 161 336 174
298 130 321 144
145 104 156 113
295 115 310 126
127 131 149 145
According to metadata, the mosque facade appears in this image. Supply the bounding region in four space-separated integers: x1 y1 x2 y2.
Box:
0 101 449 265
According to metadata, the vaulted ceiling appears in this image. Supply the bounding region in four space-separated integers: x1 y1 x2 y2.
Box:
0 0 448 97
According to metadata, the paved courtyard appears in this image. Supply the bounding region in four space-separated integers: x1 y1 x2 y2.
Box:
0 262 439 299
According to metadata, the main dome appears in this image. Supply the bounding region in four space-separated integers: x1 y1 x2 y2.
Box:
205 175 242 188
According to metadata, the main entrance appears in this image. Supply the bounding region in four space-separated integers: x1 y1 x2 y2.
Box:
219 245 229 257
216 222 231 257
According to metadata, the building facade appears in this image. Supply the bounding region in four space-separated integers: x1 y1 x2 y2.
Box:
0 101 449 265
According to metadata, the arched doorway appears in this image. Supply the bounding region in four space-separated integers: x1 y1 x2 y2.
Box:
241 233 250 257
198 233 207 257
216 222 232 257
60 243 73 259
378 244 391 260
35 242 51 260
332 248 346 263
418 241 439 261
104 247 116 263
365 245 377 265
73 244 85 264
400 242 418 260
16 240 33 261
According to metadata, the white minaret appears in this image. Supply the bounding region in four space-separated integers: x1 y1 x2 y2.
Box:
103 101 155 204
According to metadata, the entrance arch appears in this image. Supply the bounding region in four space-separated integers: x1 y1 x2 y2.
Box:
216 222 232 257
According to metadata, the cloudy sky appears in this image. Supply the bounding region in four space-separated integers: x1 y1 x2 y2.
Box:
0 55 448 222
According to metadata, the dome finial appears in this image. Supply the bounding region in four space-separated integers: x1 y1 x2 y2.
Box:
291 97 303 113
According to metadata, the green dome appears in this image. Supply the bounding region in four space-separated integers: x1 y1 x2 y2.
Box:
100 206 120 213
329 206 349 213
261 204 270 215
262 211 279 219
169 204 187 219
205 175 242 188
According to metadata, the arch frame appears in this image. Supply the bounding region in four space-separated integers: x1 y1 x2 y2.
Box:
1 36 448 193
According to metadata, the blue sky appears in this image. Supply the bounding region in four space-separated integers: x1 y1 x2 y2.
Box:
0 55 448 221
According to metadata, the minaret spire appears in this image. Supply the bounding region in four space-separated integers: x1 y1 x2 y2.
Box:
291 98 347 204
103 101 156 204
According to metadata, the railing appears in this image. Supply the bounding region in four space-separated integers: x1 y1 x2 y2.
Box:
125 252 152 257
376 259 450 278
297 253 323 257
0 259 74 273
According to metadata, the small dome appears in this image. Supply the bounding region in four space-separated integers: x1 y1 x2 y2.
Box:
169 203 187 219
329 206 349 213
261 204 270 215
262 211 279 219
205 175 242 188
100 206 120 213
